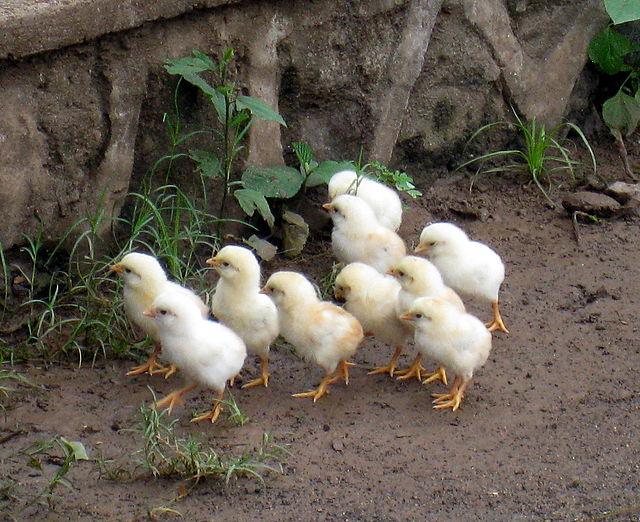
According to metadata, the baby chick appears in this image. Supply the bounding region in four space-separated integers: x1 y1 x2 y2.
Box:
328 170 403 231
334 262 411 376
206 245 278 389
387 256 466 384
261 271 363 402
144 290 246 423
415 222 509 333
323 194 406 273
400 297 492 412
110 252 208 376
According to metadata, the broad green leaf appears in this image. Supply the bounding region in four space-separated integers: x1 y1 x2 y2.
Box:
210 90 227 124
60 438 88 460
292 142 314 167
234 188 275 227
178 72 218 97
605 0 640 25
588 27 634 75
602 90 640 135
189 150 222 179
306 161 355 188
165 56 211 76
242 166 303 198
236 96 287 126
191 50 218 71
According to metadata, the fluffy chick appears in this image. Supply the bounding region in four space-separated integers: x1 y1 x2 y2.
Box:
334 262 411 377
110 252 208 376
415 222 508 333
323 194 406 273
387 255 466 384
206 245 278 389
328 170 402 231
400 297 492 412
144 290 246 423
262 271 363 402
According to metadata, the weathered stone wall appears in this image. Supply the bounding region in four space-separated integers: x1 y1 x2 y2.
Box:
0 0 607 249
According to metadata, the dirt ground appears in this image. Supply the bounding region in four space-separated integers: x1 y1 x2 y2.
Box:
1 147 639 521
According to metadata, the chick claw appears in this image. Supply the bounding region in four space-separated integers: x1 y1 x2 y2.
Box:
486 301 509 333
191 404 223 424
395 354 426 382
368 347 402 377
154 384 196 414
126 355 166 377
241 356 270 389
154 364 179 379
422 366 448 386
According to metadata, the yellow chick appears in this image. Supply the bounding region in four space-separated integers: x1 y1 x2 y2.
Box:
334 262 411 376
400 297 492 412
110 252 208 376
415 222 509 333
328 170 403 231
261 271 363 402
387 255 466 384
143 290 246 423
206 245 279 389
323 194 406 273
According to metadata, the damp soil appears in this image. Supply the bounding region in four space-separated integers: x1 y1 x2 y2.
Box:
1 146 639 521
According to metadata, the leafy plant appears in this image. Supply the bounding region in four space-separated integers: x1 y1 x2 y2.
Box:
358 160 422 198
0 360 36 410
588 2 640 178
458 109 596 207
134 402 288 487
164 49 286 235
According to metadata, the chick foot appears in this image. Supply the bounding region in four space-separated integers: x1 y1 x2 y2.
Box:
154 384 197 414
395 354 426 382
432 377 469 412
292 361 354 403
486 301 509 333
368 347 403 377
242 356 270 389
126 352 166 376
192 391 224 423
422 366 448 386
154 363 179 379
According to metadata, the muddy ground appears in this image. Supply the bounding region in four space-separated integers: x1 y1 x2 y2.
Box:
1 146 639 521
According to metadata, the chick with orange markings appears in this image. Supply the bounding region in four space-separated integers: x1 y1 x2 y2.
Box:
323 194 406 273
261 271 363 402
400 296 492 412
387 255 466 384
143 291 246 423
328 170 403 231
110 252 208 377
206 245 278 389
334 262 411 377
415 222 508 333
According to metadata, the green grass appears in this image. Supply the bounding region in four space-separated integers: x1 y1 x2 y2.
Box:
458 109 597 207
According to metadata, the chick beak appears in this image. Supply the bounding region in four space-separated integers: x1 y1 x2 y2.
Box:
322 203 333 212
206 257 220 268
385 269 396 276
259 287 270 296
414 245 428 254
143 309 156 318
109 263 123 274
398 312 413 322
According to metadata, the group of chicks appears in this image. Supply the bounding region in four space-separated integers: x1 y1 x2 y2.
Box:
110 170 508 423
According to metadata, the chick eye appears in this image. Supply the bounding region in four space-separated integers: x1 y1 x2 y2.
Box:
159 310 167 315
222 262 230 267
428 241 437 247
124 268 132 274
397 271 405 277
415 313 423 319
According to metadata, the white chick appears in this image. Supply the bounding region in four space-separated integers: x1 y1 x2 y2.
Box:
143 290 246 423
323 194 406 273
110 252 208 376
328 170 403 231
261 271 363 402
400 297 492 412
387 255 466 384
206 245 278 389
415 222 508 333
334 262 411 376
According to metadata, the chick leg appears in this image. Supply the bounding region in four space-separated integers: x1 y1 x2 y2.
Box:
395 354 426 382
191 390 225 424
335 359 357 385
154 384 197 414
432 377 470 412
486 301 509 333
422 366 448 386
126 344 168 376
242 356 271 389
368 347 403 377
